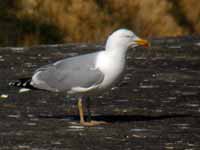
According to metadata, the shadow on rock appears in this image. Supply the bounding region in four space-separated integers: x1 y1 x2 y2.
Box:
38 114 195 123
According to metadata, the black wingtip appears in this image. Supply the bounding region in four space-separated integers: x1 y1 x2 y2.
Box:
9 78 36 90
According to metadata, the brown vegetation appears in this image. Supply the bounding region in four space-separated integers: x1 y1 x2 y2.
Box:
181 0 200 33
0 0 200 46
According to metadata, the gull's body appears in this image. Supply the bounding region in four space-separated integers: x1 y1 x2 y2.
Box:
30 50 125 95
10 29 149 126
95 50 126 90
31 30 131 95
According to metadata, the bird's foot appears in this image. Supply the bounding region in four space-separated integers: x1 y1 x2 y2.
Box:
80 120 109 126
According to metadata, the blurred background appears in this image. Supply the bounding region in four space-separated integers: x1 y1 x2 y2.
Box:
0 0 200 47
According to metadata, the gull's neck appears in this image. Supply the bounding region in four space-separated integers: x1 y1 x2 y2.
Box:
105 39 129 59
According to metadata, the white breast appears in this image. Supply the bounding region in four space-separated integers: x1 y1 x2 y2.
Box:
95 51 126 89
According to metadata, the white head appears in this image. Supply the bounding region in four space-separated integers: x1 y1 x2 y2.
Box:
105 29 149 53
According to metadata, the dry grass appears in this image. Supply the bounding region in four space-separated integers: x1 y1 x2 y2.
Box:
180 0 200 33
16 0 117 44
106 0 186 36
2 0 200 46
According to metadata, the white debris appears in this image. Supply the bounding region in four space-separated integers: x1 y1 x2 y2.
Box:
8 114 20 118
0 56 4 61
195 42 200 46
0 94 8 99
68 125 85 129
19 88 31 93
10 47 25 53
18 145 30 149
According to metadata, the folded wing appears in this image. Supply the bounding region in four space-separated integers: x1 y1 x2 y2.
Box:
31 52 104 92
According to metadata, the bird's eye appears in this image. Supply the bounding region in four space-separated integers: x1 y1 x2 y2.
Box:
125 35 132 38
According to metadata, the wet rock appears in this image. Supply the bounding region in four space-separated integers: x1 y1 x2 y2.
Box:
0 37 200 149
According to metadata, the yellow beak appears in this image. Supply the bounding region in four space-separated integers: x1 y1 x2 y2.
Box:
135 39 150 48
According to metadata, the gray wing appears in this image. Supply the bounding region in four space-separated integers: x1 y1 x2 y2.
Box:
31 52 104 92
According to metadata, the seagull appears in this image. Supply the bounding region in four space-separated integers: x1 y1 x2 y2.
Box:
9 29 149 126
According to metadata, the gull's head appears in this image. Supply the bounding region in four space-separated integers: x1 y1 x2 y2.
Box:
106 29 149 52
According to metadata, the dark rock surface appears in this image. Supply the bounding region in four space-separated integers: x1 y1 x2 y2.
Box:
0 36 200 149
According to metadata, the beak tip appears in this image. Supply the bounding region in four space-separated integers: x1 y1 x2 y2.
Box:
135 39 150 48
